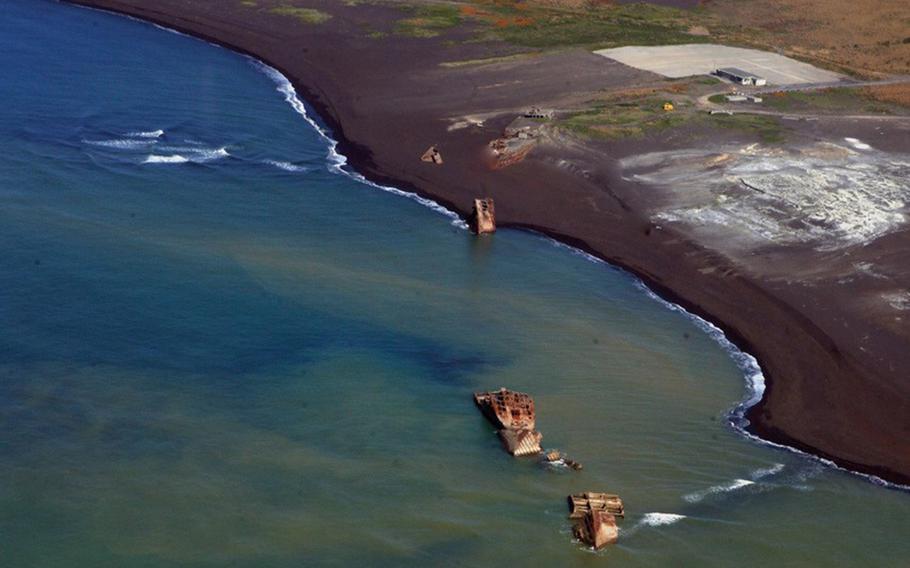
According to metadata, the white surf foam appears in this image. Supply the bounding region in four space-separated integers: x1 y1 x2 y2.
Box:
81 3 909 493
195 147 230 162
128 129 164 139
142 147 229 164
249 48 910 495
751 463 785 480
265 160 307 172
143 154 189 164
845 137 872 151
640 513 686 527
252 60 467 229
84 138 157 150
684 479 754 503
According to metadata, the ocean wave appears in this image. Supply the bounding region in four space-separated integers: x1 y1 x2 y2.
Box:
639 513 686 527
252 60 467 229
127 129 164 138
142 147 229 165
143 154 189 164
751 463 785 480
683 479 754 504
264 160 307 172
84 138 157 150
158 22 908 494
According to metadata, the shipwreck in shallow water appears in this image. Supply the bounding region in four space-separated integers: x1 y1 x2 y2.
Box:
470 198 496 234
569 492 625 549
474 387 542 456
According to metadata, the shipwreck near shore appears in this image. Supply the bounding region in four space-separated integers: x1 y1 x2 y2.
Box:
470 198 496 235
569 492 625 549
474 388 542 456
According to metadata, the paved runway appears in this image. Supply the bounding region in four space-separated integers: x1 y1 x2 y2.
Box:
594 44 844 86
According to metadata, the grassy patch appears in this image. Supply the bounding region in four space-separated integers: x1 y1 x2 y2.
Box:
693 75 723 85
439 52 542 68
270 6 332 24
395 4 462 38
761 87 903 114
709 114 786 143
475 2 712 49
560 97 687 139
240 0 257 7
389 0 718 47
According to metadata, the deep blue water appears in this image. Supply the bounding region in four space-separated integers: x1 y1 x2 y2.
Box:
2 1 908 567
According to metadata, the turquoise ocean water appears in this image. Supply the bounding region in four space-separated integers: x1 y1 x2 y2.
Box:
1 1 908 566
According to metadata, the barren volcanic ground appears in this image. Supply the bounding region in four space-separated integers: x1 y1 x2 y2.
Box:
65 0 910 484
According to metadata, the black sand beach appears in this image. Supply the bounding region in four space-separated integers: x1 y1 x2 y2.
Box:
62 0 910 485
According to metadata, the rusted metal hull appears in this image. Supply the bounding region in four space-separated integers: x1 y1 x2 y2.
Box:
568 492 625 519
498 428 543 456
474 387 542 457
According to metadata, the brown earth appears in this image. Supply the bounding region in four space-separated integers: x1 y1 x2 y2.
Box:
63 0 910 485
709 0 910 76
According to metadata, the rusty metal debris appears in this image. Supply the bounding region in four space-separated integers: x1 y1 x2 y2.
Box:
421 145 443 164
474 388 541 456
470 198 496 235
569 493 624 549
568 492 625 519
474 390 620 550
573 510 619 549
545 450 582 470
499 428 544 457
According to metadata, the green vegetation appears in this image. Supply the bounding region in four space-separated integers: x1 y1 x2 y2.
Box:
240 0 257 7
709 113 786 143
387 0 717 46
708 94 727 104
560 98 688 139
692 75 722 86
395 4 462 38
761 88 892 114
476 2 712 49
270 6 332 24
439 52 542 68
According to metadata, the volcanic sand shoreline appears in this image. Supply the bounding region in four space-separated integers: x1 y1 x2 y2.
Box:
60 0 910 486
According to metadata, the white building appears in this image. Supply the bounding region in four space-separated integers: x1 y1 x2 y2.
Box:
714 67 767 86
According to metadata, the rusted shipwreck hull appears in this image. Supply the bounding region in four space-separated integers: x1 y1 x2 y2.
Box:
474 388 542 456
568 492 625 519
568 492 625 549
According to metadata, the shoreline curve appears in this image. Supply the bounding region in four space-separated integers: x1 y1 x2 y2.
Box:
58 0 910 490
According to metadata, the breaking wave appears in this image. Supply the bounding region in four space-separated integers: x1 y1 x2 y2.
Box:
127 129 165 138
84 138 157 149
683 479 755 504
265 159 307 172
143 154 188 164
111 14 907 493
639 513 686 527
751 463 785 480
252 60 467 229
142 147 229 164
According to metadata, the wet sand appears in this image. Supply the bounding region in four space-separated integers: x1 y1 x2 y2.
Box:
61 0 910 485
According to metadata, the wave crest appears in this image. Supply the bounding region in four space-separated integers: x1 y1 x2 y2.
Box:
252 60 466 229
128 129 165 138
640 513 686 527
